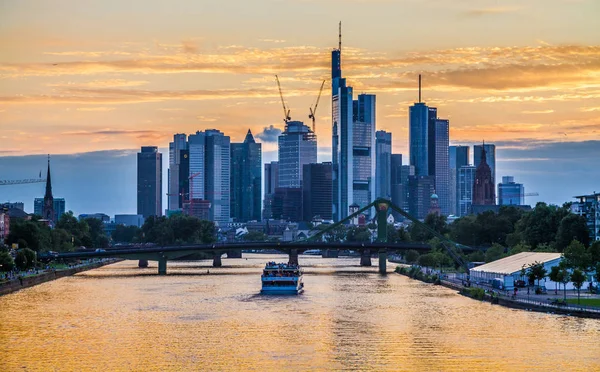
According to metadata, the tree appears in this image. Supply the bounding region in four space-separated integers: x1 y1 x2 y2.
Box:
405 249 419 264
50 228 74 252
570 269 586 304
346 226 371 242
508 243 530 256
549 266 560 295
529 261 547 287
558 262 571 301
319 224 346 243
485 243 505 263
589 241 600 266
6 219 52 252
112 225 141 243
555 214 590 251
563 240 591 271
411 213 448 242
467 250 485 263
418 253 439 268
14 249 36 270
594 263 600 291
0 251 14 272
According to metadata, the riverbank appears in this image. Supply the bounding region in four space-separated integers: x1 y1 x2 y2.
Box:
395 265 600 319
0 259 123 296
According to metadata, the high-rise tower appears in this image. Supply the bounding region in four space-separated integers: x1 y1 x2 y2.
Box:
137 147 163 218
332 22 354 221
230 129 262 222
472 143 495 206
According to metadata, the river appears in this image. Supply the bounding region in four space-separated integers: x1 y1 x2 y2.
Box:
1 254 599 371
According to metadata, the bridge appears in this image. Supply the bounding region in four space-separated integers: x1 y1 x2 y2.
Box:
46 199 475 276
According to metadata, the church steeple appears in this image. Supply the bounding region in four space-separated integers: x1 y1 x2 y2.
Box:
44 154 53 199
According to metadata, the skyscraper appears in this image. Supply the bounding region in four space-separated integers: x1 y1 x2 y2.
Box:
188 131 206 203
458 166 476 217
408 175 435 220
263 161 279 219
409 76 435 177
303 162 333 221
34 198 65 223
168 134 187 211
278 121 317 188
449 146 469 215
230 130 262 222
352 94 376 215
205 129 231 226
137 146 162 219
375 130 392 199
431 119 450 215
474 143 496 185
498 176 525 206
472 144 495 207
332 23 354 222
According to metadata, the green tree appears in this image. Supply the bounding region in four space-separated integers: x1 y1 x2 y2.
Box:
558 262 571 301
50 228 74 252
513 203 570 249
6 219 52 252
346 226 371 242
0 251 14 272
84 217 110 248
594 263 600 290
467 250 485 263
14 249 36 270
318 224 347 243
418 253 439 268
411 213 448 242
570 269 586 304
528 261 547 287
563 240 591 271
555 214 590 251
588 241 600 266
112 225 141 243
405 249 419 264
484 243 505 263
549 266 561 295
508 243 531 256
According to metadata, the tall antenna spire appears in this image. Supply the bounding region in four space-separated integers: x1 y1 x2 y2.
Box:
418 74 422 103
338 21 342 51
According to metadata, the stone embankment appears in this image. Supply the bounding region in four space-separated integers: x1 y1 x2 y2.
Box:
0 259 122 296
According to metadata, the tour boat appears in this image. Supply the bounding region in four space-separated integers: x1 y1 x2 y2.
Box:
261 262 304 294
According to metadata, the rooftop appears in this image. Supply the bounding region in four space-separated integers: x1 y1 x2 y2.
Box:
470 252 562 275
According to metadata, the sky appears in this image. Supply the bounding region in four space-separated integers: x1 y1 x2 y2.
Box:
1 0 599 215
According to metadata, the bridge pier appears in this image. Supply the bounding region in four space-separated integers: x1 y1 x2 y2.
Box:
289 249 299 265
379 250 387 275
213 253 222 267
360 250 372 266
138 259 148 268
158 257 167 275
322 249 339 258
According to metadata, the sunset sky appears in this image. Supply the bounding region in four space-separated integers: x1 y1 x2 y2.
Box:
1 0 599 214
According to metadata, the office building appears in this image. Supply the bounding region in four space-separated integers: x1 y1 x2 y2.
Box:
375 130 392 199
449 146 470 215
263 161 279 219
458 166 476 217
205 130 231 226
168 134 188 211
272 187 303 222
188 131 206 205
474 143 496 185
409 76 436 177
34 198 66 222
472 144 496 207
78 213 110 223
115 214 144 227
2 202 24 211
230 130 262 222
137 146 162 219
571 192 600 242
303 162 333 221
498 176 525 206
352 94 376 215
408 175 435 220
331 25 354 222
429 119 450 215
178 149 189 210
278 121 317 188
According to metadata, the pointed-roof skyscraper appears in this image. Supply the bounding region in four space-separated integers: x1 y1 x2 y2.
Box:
230 129 262 222
472 141 496 206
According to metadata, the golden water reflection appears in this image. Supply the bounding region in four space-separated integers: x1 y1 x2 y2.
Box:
1 254 599 371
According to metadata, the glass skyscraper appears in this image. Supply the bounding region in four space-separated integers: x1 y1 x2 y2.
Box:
375 131 391 199
498 176 525 206
168 133 188 211
137 146 162 218
352 94 376 215
331 34 354 222
458 165 476 217
432 119 450 215
278 121 317 188
449 145 470 215
230 130 262 222
205 130 230 226
409 102 431 176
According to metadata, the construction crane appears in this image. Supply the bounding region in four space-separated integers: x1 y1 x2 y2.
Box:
308 80 326 133
0 178 46 186
275 75 291 123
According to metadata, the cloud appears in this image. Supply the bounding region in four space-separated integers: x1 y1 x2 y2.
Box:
196 115 218 122
259 39 286 43
63 129 159 136
255 125 282 143
181 40 199 54
75 107 116 112
521 110 555 114
462 7 521 17
47 79 149 88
